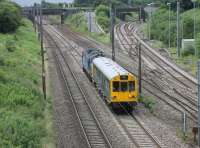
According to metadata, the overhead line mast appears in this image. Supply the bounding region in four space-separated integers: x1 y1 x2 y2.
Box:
39 4 46 100
177 0 181 57
110 0 115 61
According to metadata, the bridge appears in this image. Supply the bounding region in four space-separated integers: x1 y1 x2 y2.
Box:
23 7 93 15
23 6 93 24
116 7 146 22
23 6 145 24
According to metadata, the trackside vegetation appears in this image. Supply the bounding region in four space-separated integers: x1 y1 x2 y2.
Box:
65 12 88 33
145 7 200 74
150 8 200 54
0 19 54 147
138 95 156 113
65 12 110 44
95 5 110 32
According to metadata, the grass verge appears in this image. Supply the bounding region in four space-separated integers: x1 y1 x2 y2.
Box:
0 18 54 147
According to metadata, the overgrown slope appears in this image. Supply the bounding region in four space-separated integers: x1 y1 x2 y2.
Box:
0 19 54 147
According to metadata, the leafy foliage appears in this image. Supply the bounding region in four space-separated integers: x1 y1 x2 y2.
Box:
150 8 200 56
95 5 110 32
74 0 196 10
151 8 177 46
65 12 110 44
96 4 109 17
138 95 156 113
65 12 88 32
0 1 22 33
182 9 200 38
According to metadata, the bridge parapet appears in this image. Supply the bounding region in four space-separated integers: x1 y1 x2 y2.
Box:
22 7 93 24
115 7 146 22
22 7 94 16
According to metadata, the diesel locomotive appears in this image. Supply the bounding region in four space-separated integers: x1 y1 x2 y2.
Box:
82 48 138 109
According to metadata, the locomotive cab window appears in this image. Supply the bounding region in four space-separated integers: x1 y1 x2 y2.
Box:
120 75 128 80
129 81 135 91
113 82 120 92
121 82 128 92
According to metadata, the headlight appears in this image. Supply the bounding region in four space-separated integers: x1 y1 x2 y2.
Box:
112 96 117 99
129 94 134 98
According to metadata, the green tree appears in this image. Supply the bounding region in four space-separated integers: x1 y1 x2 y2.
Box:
95 4 110 32
96 4 109 17
151 8 177 46
150 7 200 47
0 1 22 33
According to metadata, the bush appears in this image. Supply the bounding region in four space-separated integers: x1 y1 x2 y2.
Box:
95 4 110 32
97 16 109 32
65 12 88 32
96 4 109 18
138 95 156 113
0 1 22 33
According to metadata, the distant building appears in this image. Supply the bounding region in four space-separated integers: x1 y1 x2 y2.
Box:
182 39 195 50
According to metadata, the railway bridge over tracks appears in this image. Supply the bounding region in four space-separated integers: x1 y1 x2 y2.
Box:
22 6 93 24
23 5 146 24
115 7 146 22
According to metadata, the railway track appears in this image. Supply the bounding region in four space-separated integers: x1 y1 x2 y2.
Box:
44 33 88 148
115 22 197 121
127 22 198 104
116 114 163 148
45 26 113 148
127 23 197 94
116 103 166 148
46 23 198 123
130 23 197 85
45 24 166 148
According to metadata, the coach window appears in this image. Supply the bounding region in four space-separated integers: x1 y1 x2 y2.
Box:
129 81 135 91
113 81 119 92
121 82 128 92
